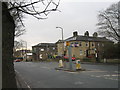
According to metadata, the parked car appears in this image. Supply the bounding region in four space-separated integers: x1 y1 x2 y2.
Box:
63 56 76 61
14 59 21 62
14 57 23 62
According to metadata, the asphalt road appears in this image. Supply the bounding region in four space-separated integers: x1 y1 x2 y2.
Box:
14 61 119 88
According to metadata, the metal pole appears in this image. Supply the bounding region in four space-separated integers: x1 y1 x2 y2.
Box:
26 41 27 61
67 46 72 71
56 27 66 69
56 27 64 56
56 27 63 41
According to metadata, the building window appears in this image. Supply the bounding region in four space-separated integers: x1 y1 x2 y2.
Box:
53 47 55 50
84 50 86 55
75 42 79 47
86 42 88 47
33 48 36 52
102 43 104 47
92 43 94 47
79 42 82 46
41 49 44 51
98 43 100 46
47 48 49 51
80 50 83 55
70 43 74 47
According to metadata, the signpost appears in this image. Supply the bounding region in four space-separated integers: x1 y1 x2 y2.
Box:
66 41 73 71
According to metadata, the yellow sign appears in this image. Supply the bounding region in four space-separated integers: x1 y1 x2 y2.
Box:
66 41 70 46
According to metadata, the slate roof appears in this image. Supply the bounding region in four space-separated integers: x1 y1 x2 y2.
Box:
65 35 112 42
33 43 56 47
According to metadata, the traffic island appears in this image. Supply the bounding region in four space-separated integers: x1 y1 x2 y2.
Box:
55 67 86 72
55 59 86 72
76 68 86 71
55 67 64 70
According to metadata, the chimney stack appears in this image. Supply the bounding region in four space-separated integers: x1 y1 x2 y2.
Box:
84 31 89 37
73 31 78 37
93 32 98 37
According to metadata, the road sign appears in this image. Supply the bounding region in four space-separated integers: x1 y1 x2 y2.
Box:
66 41 70 46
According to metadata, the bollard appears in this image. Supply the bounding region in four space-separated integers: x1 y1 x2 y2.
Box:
76 60 81 70
104 58 106 63
59 60 63 68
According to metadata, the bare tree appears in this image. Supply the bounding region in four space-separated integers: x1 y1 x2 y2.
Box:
10 4 25 37
14 41 21 51
14 40 26 51
8 0 60 21
9 0 60 37
97 2 120 42
2 0 60 88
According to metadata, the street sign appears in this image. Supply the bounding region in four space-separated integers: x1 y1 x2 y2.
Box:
66 41 70 46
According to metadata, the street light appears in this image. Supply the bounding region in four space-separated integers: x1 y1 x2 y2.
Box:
56 26 66 69
56 27 64 41
56 26 64 55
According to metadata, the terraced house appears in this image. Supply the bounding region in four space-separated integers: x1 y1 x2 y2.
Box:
56 31 113 60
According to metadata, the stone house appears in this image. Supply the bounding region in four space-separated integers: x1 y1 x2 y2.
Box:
56 40 64 56
32 43 57 61
56 31 113 60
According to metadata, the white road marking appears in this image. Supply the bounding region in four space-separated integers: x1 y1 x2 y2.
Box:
41 67 50 69
15 70 19 74
15 70 32 89
90 74 119 81
68 72 77 74
74 81 84 85
83 70 107 72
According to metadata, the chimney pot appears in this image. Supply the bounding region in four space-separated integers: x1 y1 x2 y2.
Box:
73 31 78 37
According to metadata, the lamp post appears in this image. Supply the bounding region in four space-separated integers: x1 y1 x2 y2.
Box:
56 27 64 55
56 27 66 68
56 27 63 41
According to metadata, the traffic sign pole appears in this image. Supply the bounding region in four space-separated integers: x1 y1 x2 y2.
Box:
67 46 72 71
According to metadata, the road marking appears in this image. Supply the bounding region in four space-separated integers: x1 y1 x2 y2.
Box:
68 72 77 74
83 70 107 72
103 74 120 77
41 67 50 69
15 70 32 89
74 81 84 85
15 70 19 74
90 74 118 81
24 81 31 89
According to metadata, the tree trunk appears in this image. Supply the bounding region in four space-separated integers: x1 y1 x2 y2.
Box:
2 2 17 88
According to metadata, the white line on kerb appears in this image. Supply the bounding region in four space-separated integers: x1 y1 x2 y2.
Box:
24 81 31 89
15 70 31 90
15 70 19 74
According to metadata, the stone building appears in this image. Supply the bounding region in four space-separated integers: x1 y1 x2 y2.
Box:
56 31 113 60
32 43 57 61
56 40 64 56
13 49 31 58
